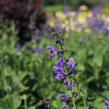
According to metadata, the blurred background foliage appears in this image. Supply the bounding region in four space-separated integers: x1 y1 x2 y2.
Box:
0 27 109 109
45 0 102 9
0 0 109 109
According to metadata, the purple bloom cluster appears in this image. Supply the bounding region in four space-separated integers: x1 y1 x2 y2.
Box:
47 46 57 59
63 105 71 109
59 94 70 102
86 7 109 36
47 36 78 108
104 100 109 109
47 48 78 80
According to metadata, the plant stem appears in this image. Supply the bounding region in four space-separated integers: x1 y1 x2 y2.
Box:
80 91 87 109
73 97 76 109
24 98 27 109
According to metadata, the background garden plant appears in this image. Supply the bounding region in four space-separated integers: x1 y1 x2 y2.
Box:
0 0 109 109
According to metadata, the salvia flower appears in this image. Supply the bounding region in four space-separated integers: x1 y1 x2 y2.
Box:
52 62 64 74
57 57 65 67
47 46 57 59
55 40 61 44
59 94 70 102
47 46 55 51
52 57 66 79
52 65 65 79
55 72 65 80
71 63 78 75
104 100 109 109
63 105 71 109
67 58 78 74
67 58 74 65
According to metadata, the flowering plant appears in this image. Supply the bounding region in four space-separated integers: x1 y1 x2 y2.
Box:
46 30 90 109
46 26 109 109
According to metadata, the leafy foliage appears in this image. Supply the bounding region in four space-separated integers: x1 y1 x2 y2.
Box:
0 27 109 108
45 0 100 9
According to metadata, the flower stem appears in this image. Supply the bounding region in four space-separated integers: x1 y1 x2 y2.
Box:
80 91 87 109
73 97 76 109
24 97 27 109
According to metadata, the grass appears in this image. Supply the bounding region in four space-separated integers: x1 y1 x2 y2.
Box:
45 5 64 12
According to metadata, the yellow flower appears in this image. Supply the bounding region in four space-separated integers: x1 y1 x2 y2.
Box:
87 11 92 17
55 12 66 21
79 5 88 11
78 15 86 23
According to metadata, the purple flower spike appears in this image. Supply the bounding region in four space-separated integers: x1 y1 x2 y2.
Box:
47 46 55 51
57 57 65 67
55 40 61 44
70 63 78 74
59 94 69 102
52 66 63 73
72 68 78 75
52 57 66 79
67 58 74 65
49 51 57 59
67 58 78 74
55 72 65 79
53 65 65 79
68 58 74 62
63 105 71 109
47 46 57 59
104 100 109 109
70 62 78 68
